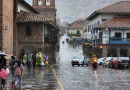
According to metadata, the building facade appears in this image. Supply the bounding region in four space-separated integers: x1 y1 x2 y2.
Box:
0 0 14 58
67 19 84 44
83 1 130 58
33 0 56 22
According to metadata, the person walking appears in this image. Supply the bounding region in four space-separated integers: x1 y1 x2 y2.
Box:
36 52 43 69
14 60 24 90
0 67 7 88
23 53 27 66
32 52 36 68
9 56 17 85
73 44 74 49
26 53 32 70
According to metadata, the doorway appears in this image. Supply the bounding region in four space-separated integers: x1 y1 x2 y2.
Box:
120 48 128 57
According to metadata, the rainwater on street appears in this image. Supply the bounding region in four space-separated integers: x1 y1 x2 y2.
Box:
4 35 130 90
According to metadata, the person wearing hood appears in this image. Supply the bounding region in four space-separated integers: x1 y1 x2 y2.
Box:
42 53 47 64
32 52 36 68
26 53 32 70
36 52 43 69
23 53 27 66
0 67 7 88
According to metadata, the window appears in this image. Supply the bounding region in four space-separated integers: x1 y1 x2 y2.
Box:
102 19 108 22
26 25 31 36
38 0 42 5
46 0 50 5
77 30 80 34
115 33 122 38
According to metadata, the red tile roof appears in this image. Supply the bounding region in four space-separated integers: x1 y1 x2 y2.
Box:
87 1 130 20
95 16 130 29
97 1 130 13
17 10 48 22
17 10 60 30
68 19 84 29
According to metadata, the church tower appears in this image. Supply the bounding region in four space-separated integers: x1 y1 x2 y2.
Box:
32 0 56 22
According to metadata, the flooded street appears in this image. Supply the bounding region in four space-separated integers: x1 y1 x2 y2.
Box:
4 35 130 90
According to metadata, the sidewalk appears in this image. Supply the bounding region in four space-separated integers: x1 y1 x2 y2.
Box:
4 66 60 90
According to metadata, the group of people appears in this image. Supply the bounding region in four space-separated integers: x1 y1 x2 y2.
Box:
22 52 49 69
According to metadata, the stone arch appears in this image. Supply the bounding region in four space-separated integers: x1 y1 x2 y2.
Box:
107 48 117 57
120 48 129 57
22 45 37 54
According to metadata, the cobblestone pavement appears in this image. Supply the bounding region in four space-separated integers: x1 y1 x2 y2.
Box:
3 35 130 90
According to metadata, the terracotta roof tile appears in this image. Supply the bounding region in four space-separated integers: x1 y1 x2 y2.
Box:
17 10 48 22
96 1 130 13
95 16 130 29
68 19 84 29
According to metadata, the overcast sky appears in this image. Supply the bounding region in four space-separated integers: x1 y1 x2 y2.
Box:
25 0 130 23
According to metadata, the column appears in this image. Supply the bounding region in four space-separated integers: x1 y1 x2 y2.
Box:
109 29 111 44
117 48 120 57
123 29 124 40
33 0 38 6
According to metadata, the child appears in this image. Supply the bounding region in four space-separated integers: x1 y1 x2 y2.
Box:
0 67 7 88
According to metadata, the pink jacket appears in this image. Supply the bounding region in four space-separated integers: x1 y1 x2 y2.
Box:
0 69 7 79
14 64 23 76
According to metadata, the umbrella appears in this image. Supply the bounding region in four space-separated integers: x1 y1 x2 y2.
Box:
0 51 6 56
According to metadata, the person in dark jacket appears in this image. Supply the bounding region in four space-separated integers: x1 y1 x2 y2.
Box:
26 53 32 70
0 56 6 68
9 56 17 85
32 52 36 68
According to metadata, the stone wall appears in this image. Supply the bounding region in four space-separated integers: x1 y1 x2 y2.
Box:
2 0 13 58
83 44 102 59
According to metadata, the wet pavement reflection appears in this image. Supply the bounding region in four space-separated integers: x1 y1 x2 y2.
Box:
4 35 130 90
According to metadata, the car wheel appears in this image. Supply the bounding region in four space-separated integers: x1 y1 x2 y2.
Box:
127 67 129 69
82 64 84 66
87 64 89 66
105 65 107 67
78 65 80 66
72 64 74 67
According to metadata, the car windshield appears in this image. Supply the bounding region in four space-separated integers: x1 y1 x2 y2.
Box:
75 56 84 59
121 60 128 63
113 58 117 60
106 57 112 60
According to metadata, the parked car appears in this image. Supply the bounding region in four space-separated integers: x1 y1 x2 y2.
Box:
97 57 106 65
71 56 89 66
114 57 129 69
109 57 117 68
103 57 112 67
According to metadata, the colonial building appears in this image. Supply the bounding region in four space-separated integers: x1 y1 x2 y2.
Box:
67 19 84 44
17 10 59 64
83 1 130 58
0 0 59 65
32 0 56 22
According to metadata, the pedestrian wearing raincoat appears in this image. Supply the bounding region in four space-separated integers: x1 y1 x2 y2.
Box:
42 53 47 65
23 53 27 66
0 67 7 88
91 54 98 64
36 52 43 69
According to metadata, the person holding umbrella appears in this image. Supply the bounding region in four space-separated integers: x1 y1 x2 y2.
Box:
0 51 7 68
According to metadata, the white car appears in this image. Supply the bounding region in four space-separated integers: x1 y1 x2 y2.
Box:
71 56 89 66
97 57 106 65
103 57 112 67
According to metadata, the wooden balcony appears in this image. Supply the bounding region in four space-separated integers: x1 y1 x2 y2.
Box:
110 38 130 44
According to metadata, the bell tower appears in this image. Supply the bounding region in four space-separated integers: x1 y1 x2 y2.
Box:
32 0 56 22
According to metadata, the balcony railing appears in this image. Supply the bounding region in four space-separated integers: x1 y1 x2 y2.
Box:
110 38 130 44
44 34 57 43
68 33 81 36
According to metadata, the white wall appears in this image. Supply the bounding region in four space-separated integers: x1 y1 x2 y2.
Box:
102 29 130 44
18 2 34 13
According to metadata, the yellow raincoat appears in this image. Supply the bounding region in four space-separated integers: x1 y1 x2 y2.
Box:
36 52 43 65
23 53 27 63
91 55 98 64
